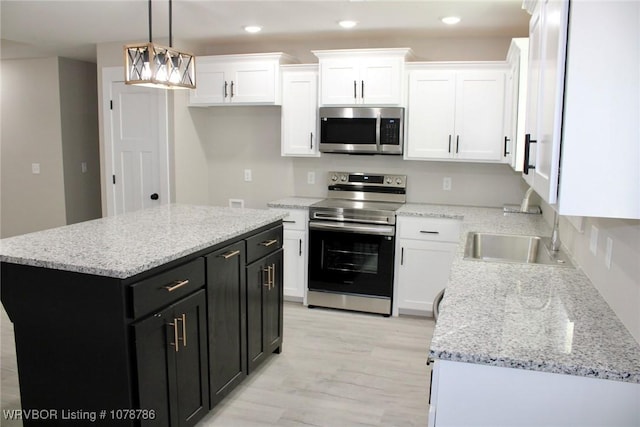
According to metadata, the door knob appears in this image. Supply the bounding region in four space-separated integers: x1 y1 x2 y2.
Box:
150 193 159 200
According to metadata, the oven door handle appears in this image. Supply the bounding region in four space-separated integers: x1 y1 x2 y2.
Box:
309 220 395 237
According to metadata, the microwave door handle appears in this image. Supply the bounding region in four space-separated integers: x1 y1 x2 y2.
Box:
376 113 381 152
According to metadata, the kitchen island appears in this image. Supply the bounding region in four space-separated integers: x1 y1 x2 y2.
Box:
0 204 287 426
397 204 640 426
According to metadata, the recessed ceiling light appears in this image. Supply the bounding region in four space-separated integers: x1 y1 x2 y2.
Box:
338 20 358 29
243 25 262 34
441 16 461 25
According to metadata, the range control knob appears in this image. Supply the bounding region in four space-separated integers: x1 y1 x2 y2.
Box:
386 177 392 184
331 174 338 182
396 177 403 185
341 175 348 182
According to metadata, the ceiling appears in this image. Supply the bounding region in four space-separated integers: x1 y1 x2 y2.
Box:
0 0 530 63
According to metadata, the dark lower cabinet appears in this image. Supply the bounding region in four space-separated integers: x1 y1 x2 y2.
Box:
206 241 247 407
247 249 284 374
134 289 209 427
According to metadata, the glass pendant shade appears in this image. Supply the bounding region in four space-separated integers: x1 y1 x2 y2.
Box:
125 42 195 89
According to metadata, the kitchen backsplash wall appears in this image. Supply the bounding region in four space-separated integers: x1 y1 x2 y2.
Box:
542 206 640 344
293 156 526 207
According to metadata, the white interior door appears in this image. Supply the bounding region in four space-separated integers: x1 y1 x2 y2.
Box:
103 67 169 216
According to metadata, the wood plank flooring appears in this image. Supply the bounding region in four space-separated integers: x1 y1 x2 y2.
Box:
1 302 434 426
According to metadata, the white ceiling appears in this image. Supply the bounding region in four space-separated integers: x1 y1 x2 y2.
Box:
0 0 530 63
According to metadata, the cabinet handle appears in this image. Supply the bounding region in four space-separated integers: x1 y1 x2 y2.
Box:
299 239 302 256
310 132 313 149
524 133 537 175
401 247 404 265
456 135 460 154
230 81 235 98
361 80 364 99
224 81 228 98
353 80 357 99
504 136 511 156
164 279 189 292
262 266 271 289
180 314 187 348
260 239 278 247
448 135 452 153
220 249 240 259
420 230 440 234
169 320 179 352
270 263 276 290
282 220 296 224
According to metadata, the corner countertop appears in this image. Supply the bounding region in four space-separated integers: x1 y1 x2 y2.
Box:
399 203 640 384
0 204 287 279
267 197 324 210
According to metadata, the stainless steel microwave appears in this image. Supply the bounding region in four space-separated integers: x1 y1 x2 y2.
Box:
319 107 404 155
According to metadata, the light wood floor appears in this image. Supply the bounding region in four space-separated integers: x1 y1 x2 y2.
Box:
1 302 434 426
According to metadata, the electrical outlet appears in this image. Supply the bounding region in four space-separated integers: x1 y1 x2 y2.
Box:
31 163 40 174
443 177 452 191
244 169 252 182
81 162 87 173
307 171 315 185
590 225 599 255
605 237 613 270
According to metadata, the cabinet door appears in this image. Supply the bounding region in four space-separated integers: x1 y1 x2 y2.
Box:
283 229 306 299
134 289 209 427
319 59 361 105
247 249 283 374
360 58 402 105
396 240 457 313
406 70 456 159
454 71 506 161
189 61 227 105
281 70 319 156
229 61 277 103
523 3 543 186
206 242 247 407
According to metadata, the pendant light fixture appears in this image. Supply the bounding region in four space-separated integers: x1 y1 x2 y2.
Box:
124 0 196 89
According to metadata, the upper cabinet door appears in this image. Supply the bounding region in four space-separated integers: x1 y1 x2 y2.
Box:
359 58 403 105
406 70 456 159
229 61 276 104
189 59 227 104
454 71 506 162
281 66 320 157
319 59 361 105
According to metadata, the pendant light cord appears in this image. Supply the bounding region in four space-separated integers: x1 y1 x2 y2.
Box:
148 0 173 46
148 0 153 43
169 0 173 47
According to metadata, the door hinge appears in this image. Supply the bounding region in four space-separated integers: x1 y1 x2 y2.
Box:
112 175 116 184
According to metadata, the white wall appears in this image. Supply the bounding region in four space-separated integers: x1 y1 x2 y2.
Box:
1 58 67 237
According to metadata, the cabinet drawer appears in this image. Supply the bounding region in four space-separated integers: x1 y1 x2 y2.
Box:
398 217 461 243
280 209 307 231
130 258 205 319
246 225 283 264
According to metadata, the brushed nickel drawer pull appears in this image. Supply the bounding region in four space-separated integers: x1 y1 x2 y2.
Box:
169 320 179 352
164 279 189 292
221 250 240 259
262 266 271 288
180 314 187 348
420 231 440 234
260 239 278 247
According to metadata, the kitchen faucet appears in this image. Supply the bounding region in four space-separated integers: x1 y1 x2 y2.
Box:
520 186 535 212
503 186 541 214
550 210 561 252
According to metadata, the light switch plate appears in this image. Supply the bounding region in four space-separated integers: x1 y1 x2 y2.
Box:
31 163 40 174
244 169 252 182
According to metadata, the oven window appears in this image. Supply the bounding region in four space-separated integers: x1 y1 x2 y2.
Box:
324 241 379 274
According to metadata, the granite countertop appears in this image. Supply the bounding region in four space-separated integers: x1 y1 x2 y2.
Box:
267 197 324 209
0 204 287 279
399 203 640 384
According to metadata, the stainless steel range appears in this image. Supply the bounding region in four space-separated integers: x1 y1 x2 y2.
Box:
307 172 407 316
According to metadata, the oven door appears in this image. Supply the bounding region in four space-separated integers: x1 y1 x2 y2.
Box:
308 221 395 298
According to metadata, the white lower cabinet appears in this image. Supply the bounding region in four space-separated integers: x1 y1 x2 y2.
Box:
271 208 308 302
394 216 461 316
429 360 640 427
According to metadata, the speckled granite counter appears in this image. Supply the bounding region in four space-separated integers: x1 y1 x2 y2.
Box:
0 204 287 279
399 203 640 384
267 197 324 210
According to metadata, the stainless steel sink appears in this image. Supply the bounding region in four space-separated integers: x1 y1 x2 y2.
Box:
464 232 573 267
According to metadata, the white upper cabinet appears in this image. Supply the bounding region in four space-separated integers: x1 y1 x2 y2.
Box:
523 0 640 219
504 38 529 171
189 53 295 106
313 48 412 106
280 65 320 157
406 64 507 162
